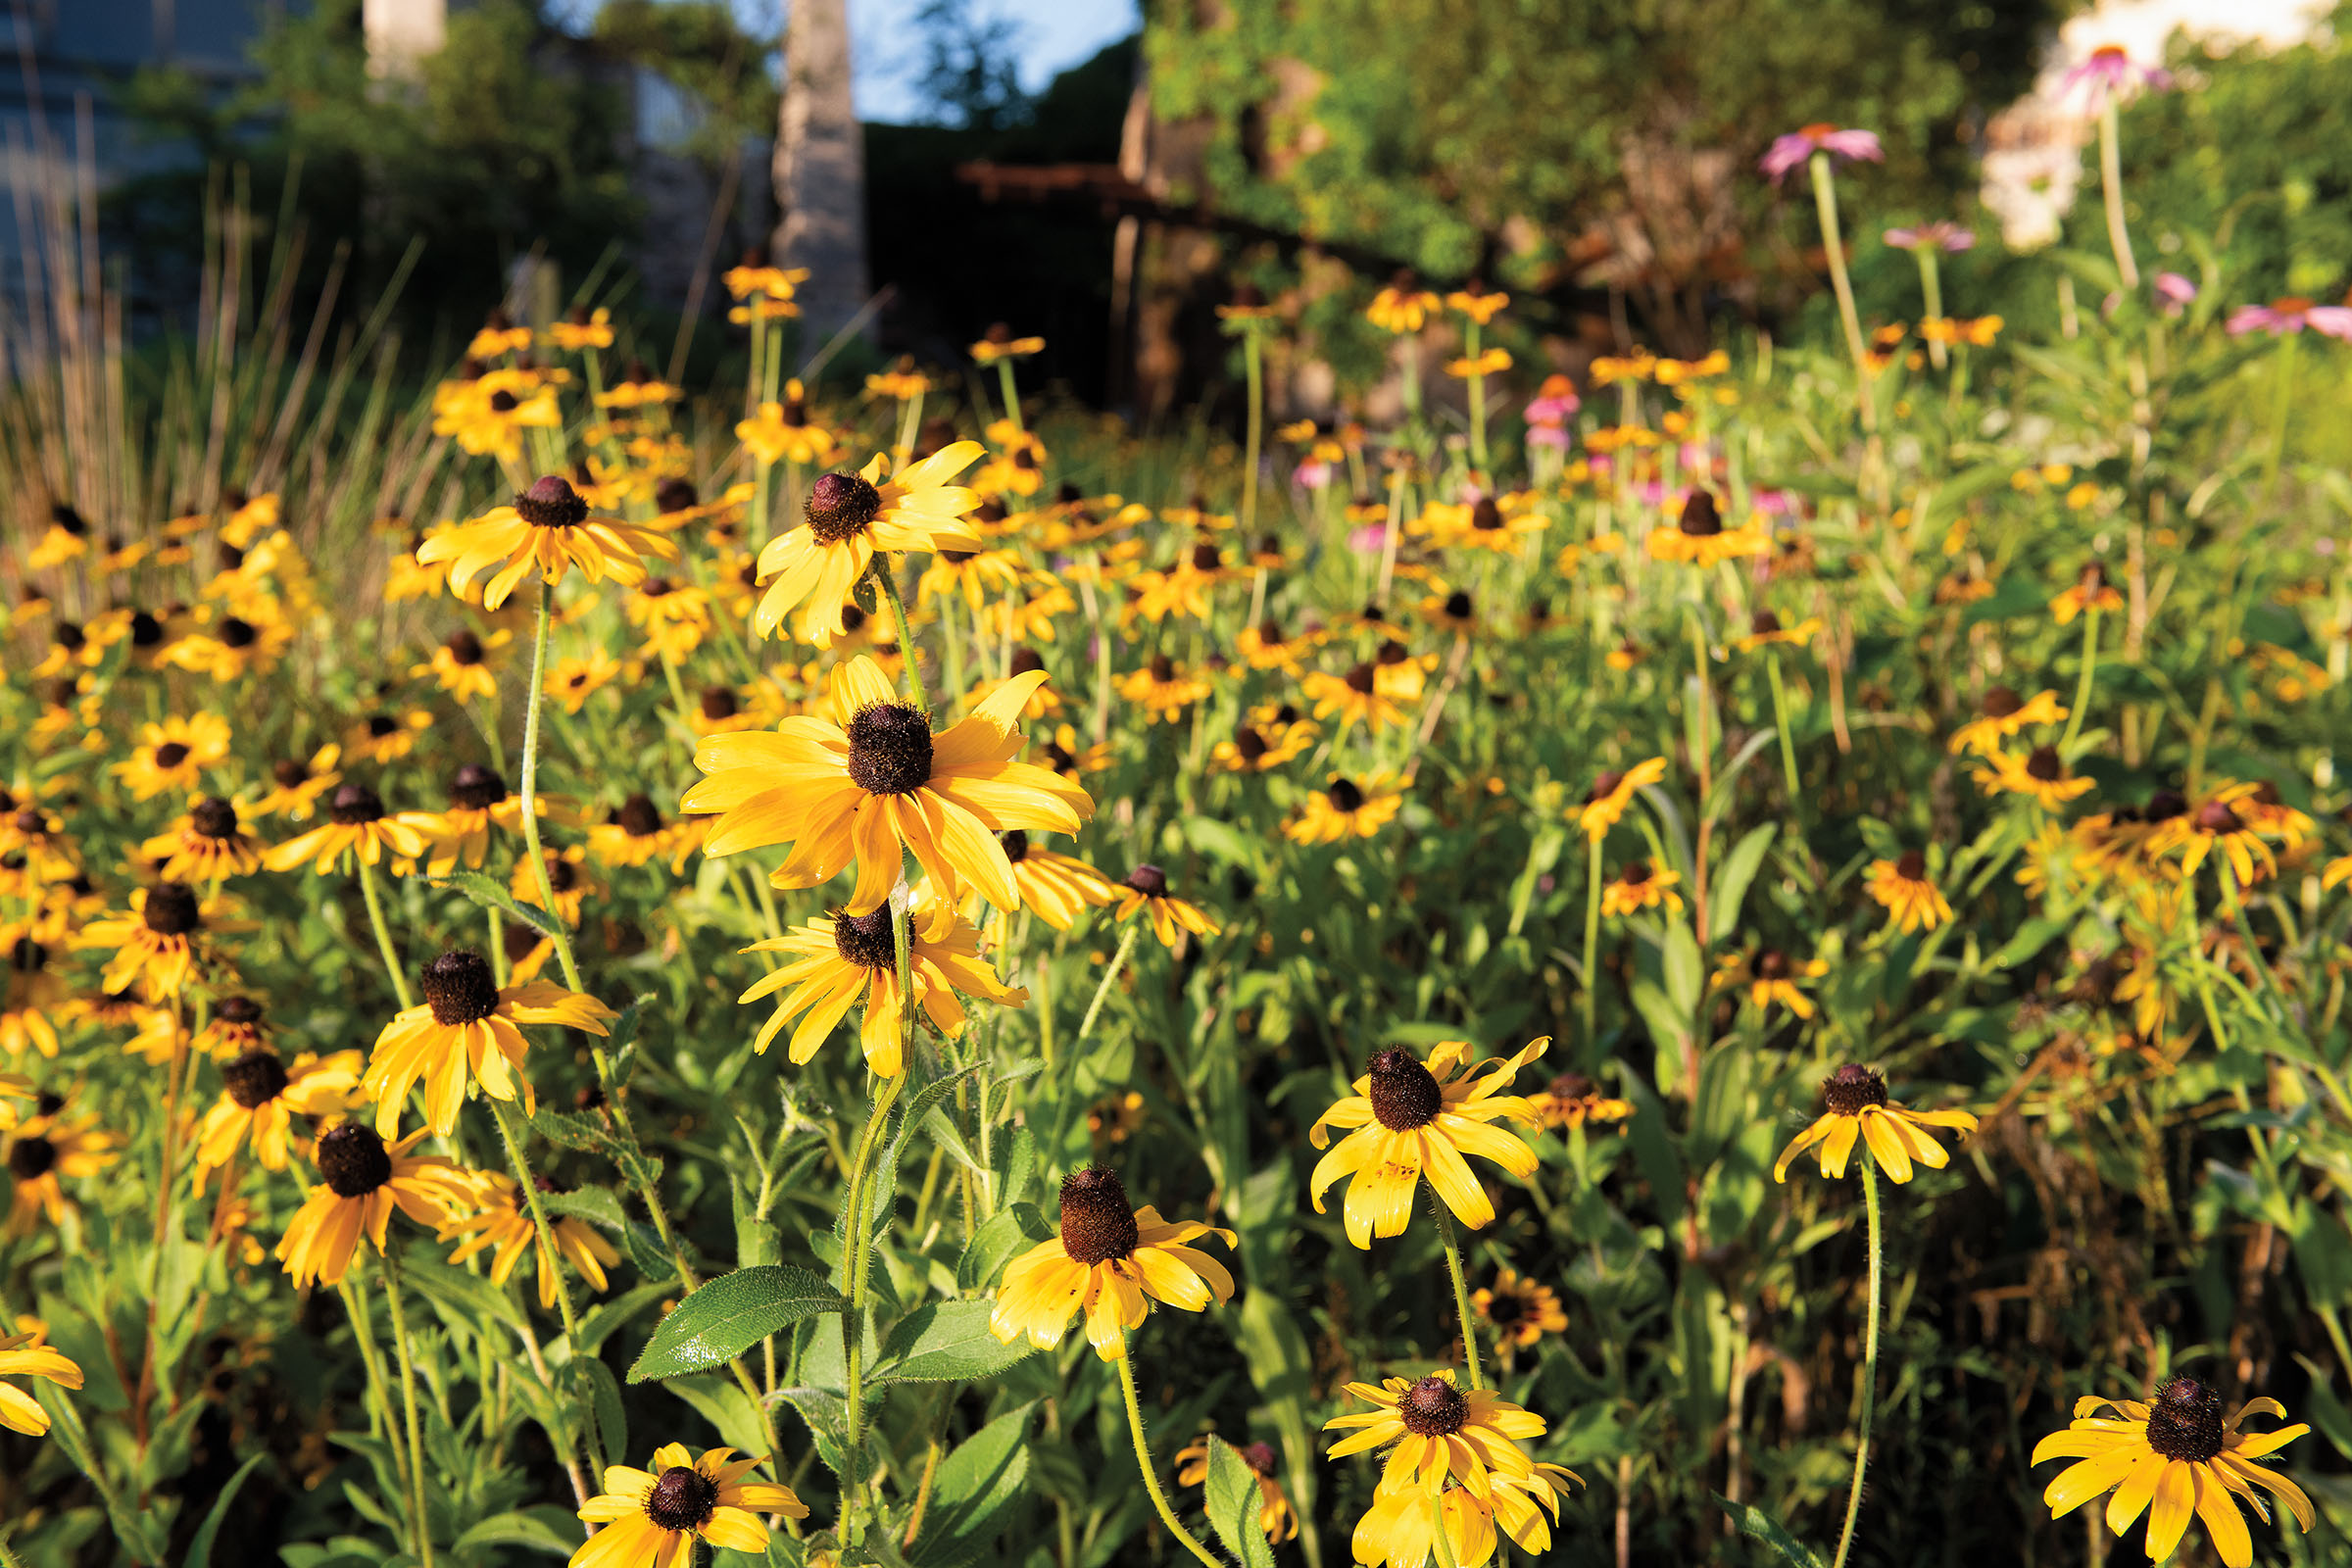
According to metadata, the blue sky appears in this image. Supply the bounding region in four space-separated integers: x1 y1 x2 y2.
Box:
850 0 1140 122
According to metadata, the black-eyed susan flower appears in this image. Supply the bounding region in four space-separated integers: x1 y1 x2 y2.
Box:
1174 1438 1298 1543
275 1122 472 1288
1000 830 1116 931
1118 653 1212 722
735 883 1022 1075
1110 864 1221 951
1324 1369 1547 1496
193 1049 365 1178
2150 785 2278 886
250 745 342 820
1304 661 1411 737
1601 859 1682 916
546 645 624 713
1773 1063 1977 1184
1235 617 1316 674
1352 1463 1583 1568
78 883 208 1001
346 707 434 764
440 1169 621 1310
113 713 233 801
1212 710 1317 773
415 627 510 702
1974 745 2096 809
1287 776 1404 844
587 793 693 872
0 1326 80 1437
1947 686 2067 757
513 846 596 927
1472 1268 1568 1360
1865 850 1952 933
1646 489 1769 567
753 447 985 647
2051 563 2124 624
0 1072 29 1131
2 937 64 1058
420 476 677 611
263 783 441 876
1526 1071 1634 1132
5 1110 120 1233
1732 609 1822 653
2032 1377 2310 1568
192 994 269 1059
429 764 550 873
1309 1039 1544 1249
1366 274 1442 333
570 1444 807 1567
365 950 615 1137
1579 757 1667 841
141 797 262 881
686 657 1089 915
988 1165 1234 1359
1717 947 1828 1018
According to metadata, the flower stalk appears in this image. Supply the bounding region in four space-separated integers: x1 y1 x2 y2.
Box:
1830 1157 1883 1568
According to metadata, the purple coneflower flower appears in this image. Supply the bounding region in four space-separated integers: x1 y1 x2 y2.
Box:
1524 390 1580 424
1883 222 1975 254
2064 44 2173 107
1294 458 1332 490
2152 272 2197 317
1759 124 1884 183
2227 298 2352 339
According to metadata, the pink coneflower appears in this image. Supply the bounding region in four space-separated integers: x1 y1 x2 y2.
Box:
1294 458 1333 490
2064 44 2173 107
1760 124 1883 182
2152 272 2197 316
2227 298 2352 339
1883 222 1975 254
1523 389 1581 424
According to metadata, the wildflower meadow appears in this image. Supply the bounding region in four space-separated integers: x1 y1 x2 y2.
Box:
8 34 2352 1568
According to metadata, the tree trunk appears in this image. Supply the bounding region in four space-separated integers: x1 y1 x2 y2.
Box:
771 0 870 347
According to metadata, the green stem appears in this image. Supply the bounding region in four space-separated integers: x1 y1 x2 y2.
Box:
1581 843 1603 1048
2061 606 2100 753
1464 318 1488 473
1078 921 1143 1044
2265 331 2299 494
1427 1490 1462 1568
1114 1339 1225 1568
1241 330 1264 536
1916 251 1946 369
996 359 1023 434
357 858 414 1009
490 1099 582 1342
1766 650 1802 802
339 1276 409 1471
1831 1158 1882 1568
1432 1199 1484 1390
519 581 584 995
2098 100 2138 291
872 563 928 713
839 1067 907 1544
1809 151 1873 426
381 1250 437 1568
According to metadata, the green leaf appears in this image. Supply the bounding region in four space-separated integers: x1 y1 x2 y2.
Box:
568 1355 628 1468
1203 1438 1280 1568
1713 1494 1827 1568
399 1253 527 1332
1661 920 1702 1017
186 1453 264 1568
1709 822 1777 938
733 1169 783 1268
452 1509 580 1556
870 1298 1036 1383
433 868 563 936
532 1106 621 1153
956 1202 1048 1294
544 1185 630 1232
906 1404 1034 1567
627 1265 845 1382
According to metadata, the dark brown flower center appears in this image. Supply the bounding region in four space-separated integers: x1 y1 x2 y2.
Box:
1679 490 1722 536
1443 590 1473 621
1235 727 1270 762
1376 639 1409 667
2025 747 2063 783
1330 778 1366 813
547 856 579 893
1756 949 1789 979
1242 1441 1278 1475
2195 801 2242 835
1121 864 1168 898
421 950 502 1026
450 764 508 812
1545 1071 1593 1102
1345 662 1378 695
273 758 309 788
1470 497 1504 531
1623 859 1652 885
1057 1166 1140 1265
220 616 258 649
317 1123 393 1198
700 687 739 720
2145 789 2187 824
1895 850 1925 880
643 1465 719 1532
806 471 883 544
832 906 899 969
329 783 386 825
368 714 399 739
217 995 263 1024
1486 1289 1527 1326
1983 686 2021 719
1149 654 1176 683
1750 610 1781 636
154 742 192 769
129 611 164 646
1398 1376 1468 1436
515 475 589 529
190 798 239 839
1367 1048 1444 1131
9 938 45 973
2144 1377 2226 1462
1821 1063 1887 1116
446 630 484 665
656 477 700 514
9 1136 57 1180
999 829 1031 863
614 794 664 837
221 1049 291 1109
144 883 200 936
1190 542 1221 572
846 704 935 796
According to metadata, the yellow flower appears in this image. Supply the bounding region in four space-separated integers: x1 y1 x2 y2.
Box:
969 325 1046 363
1 938 64 1058
1309 1038 1544 1248
249 744 343 820
4 1111 120 1234
263 783 441 877
193 1049 366 1178
1947 687 2068 757
545 305 614 352
1445 347 1512 378
1716 947 1829 1018
735 882 1024 1076
1349 1464 1582 1567
546 645 624 713
1367 279 1443 333
1174 1438 1298 1543
988 1166 1234 1359
1286 775 1404 844
721 259 807 300
999 831 1116 931
441 1170 622 1311
347 708 435 765
366 951 615 1137
1601 859 1682 916
420 477 676 610
1865 852 1953 933
1973 746 2096 810
1324 1369 1548 1498
686 658 1090 915
465 315 535 359
754 446 986 647
1109 864 1222 950
1773 1064 1977 1183
2050 564 2124 624
737 386 837 467
1525 1071 1634 1132
1645 490 1770 567
572 1444 807 1567
1119 654 1213 721
113 712 233 801
2149 784 2278 887
77 884 211 1001
0 1327 82 1437
1732 610 1822 653
1472 1268 1568 1356
140 797 263 882
1446 288 1509 324
2032 1378 2310 1568
1579 757 1667 841
414 626 511 702
276 1123 472 1288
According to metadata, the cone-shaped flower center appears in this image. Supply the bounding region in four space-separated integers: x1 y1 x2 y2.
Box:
805 471 883 544
1983 686 2021 718
9 1136 56 1180
2145 1377 2226 1461
1588 770 1624 804
217 995 263 1025
1190 542 1221 572
10 937 46 973
368 714 399 739
1444 590 1474 621
144 883 201 936
221 1049 291 1110
846 704 935 796
1236 728 1270 761
515 476 589 529
317 1123 394 1198
1471 498 1504 530
329 783 386 825
1821 1063 1888 1116
1149 654 1176 682
1344 662 1377 695
191 797 239 839
1330 778 1366 813
1622 859 1652 885
2025 747 2064 782
1243 1441 1279 1475
657 477 700 514
1895 851 1926 881
447 630 484 664
1679 490 1722 536
155 742 191 769
832 906 899 969
700 687 738 720
1750 610 1781 636
273 757 310 787
2195 801 2242 835
1399 1376 1469 1436
1545 1071 1593 1102
1486 1290 1527 1326
2145 789 2186 824
1057 1166 1140 1265
999 829 1031 863
220 616 259 649
1367 1048 1444 1131
1121 864 1168 898
421 950 503 1026
643 1464 719 1532
450 763 508 811
1756 949 1789 979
